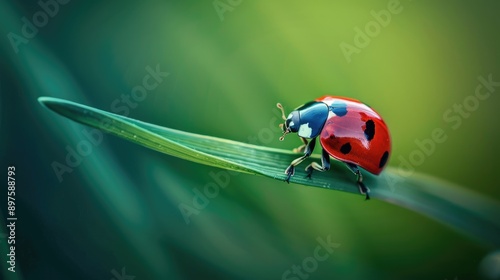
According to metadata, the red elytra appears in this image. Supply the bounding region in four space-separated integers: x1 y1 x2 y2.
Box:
316 95 391 175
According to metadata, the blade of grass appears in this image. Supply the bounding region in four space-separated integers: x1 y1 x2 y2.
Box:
38 97 500 247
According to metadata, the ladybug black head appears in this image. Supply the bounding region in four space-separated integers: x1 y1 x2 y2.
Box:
284 112 300 133
277 103 300 141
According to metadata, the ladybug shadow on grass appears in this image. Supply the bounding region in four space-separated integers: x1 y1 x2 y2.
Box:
277 96 391 200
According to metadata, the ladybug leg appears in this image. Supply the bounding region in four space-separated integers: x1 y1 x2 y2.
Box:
305 148 330 179
345 163 370 200
284 138 316 183
293 137 308 153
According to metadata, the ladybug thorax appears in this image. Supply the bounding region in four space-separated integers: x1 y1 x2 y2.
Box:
288 101 329 139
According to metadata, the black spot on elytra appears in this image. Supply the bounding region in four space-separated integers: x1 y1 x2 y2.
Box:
379 151 389 168
330 101 348 117
340 143 351 154
364 120 375 141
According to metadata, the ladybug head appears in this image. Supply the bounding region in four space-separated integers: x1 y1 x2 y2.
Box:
277 103 300 141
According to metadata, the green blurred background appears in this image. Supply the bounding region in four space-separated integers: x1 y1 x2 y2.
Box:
1 0 500 279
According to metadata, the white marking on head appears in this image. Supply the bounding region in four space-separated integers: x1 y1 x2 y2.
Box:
289 121 294 127
298 123 312 138
288 113 293 119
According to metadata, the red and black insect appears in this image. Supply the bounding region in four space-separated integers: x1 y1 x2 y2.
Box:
277 95 391 199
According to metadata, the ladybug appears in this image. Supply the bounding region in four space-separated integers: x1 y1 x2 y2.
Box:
277 95 391 199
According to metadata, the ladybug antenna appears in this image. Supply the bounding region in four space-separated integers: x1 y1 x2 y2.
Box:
279 130 289 141
276 103 287 121
277 103 289 141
